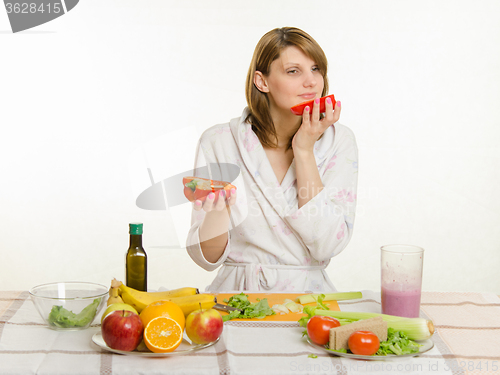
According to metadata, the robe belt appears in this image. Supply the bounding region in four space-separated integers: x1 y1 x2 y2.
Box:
223 262 327 291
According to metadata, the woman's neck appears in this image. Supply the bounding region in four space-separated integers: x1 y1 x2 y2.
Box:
269 107 301 150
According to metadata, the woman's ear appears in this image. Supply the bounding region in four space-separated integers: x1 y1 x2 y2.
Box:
253 71 269 93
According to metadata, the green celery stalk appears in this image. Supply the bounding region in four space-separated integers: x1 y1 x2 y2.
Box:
310 309 434 341
297 292 362 304
313 310 406 321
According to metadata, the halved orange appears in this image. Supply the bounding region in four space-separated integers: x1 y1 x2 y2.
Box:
143 316 183 353
140 300 185 330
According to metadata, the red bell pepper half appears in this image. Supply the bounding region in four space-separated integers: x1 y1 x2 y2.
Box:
183 176 236 203
290 94 336 116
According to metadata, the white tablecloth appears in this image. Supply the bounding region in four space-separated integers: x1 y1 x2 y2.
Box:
1 290 499 374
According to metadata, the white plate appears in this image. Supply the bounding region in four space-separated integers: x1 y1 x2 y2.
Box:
92 332 219 357
307 337 434 361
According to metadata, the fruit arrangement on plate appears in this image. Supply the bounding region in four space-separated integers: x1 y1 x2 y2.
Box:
99 279 223 354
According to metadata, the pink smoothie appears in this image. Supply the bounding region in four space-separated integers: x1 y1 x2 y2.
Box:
381 286 421 318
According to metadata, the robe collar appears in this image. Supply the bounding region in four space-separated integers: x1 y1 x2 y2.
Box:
230 108 335 219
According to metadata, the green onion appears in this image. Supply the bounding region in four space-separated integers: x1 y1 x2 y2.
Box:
310 309 434 341
297 292 363 304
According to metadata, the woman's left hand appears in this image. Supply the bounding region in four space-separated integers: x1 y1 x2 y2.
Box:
292 97 341 155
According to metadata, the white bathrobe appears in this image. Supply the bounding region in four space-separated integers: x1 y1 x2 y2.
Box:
186 108 358 292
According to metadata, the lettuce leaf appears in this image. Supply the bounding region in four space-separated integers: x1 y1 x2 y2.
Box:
222 293 275 322
47 298 100 328
376 328 421 356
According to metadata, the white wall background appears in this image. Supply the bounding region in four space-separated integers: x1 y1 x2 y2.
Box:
1 0 499 294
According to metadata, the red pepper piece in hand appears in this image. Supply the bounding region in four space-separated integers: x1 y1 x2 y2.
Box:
290 94 336 116
183 176 236 203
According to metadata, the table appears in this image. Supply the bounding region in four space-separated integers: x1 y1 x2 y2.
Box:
1 290 499 375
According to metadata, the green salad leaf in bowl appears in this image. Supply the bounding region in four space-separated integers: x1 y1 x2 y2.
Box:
29 282 108 330
48 298 101 328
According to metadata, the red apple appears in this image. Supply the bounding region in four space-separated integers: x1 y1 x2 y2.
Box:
185 308 223 345
101 310 144 351
101 303 138 324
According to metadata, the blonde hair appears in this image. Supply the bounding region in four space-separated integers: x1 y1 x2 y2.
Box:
245 27 329 149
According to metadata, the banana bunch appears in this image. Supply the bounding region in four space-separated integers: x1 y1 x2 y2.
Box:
108 279 216 316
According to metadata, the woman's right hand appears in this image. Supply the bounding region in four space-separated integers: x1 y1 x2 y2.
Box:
193 188 237 213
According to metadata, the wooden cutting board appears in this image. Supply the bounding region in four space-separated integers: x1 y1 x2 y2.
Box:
215 293 340 322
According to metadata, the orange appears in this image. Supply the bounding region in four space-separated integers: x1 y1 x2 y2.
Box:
143 316 183 353
139 300 185 329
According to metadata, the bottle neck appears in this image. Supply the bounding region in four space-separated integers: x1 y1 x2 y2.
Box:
129 234 142 248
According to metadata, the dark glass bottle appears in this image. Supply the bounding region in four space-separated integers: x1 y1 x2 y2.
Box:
126 223 147 291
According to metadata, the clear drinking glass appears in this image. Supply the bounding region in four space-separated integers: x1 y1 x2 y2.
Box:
381 244 424 318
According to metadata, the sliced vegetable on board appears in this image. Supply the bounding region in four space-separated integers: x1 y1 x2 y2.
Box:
272 299 304 315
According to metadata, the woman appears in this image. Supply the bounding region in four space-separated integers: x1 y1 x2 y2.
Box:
186 27 358 292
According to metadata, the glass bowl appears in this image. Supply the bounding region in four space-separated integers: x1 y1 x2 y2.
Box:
29 282 108 330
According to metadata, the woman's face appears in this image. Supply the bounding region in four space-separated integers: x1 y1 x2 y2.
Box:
257 45 324 116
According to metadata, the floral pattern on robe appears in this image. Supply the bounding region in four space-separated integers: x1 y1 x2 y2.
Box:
186 108 358 292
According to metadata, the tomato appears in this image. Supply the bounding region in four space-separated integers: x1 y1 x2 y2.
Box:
348 331 380 356
290 94 336 116
183 176 236 203
306 315 341 346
